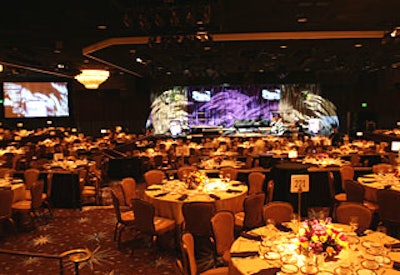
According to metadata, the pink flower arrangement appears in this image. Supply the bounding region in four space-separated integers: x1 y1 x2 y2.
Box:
298 218 348 257
185 171 207 189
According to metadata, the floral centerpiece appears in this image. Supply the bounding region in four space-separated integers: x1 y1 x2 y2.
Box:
297 218 348 258
185 171 207 190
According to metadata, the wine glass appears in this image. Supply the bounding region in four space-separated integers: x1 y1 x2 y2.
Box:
349 216 359 232
168 173 174 181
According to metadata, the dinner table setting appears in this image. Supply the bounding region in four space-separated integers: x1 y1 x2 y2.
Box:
358 173 400 202
229 218 400 275
144 172 247 224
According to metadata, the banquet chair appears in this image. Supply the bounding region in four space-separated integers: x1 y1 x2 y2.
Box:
12 180 46 230
234 193 265 231
210 211 235 266
131 198 176 254
219 166 238 181
79 168 99 205
0 188 17 235
110 190 135 249
0 168 15 178
247 171 265 195
144 169 166 186
177 166 197 181
178 232 229 275
120 177 136 208
337 165 354 202
263 201 294 224
327 171 339 217
153 154 165 169
372 163 393 174
182 202 216 238
335 202 372 229
266 179 275 204
377 189 400 238
24 168 40 190
344 180 379 213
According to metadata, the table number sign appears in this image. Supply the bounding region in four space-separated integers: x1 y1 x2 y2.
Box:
290 174 309 193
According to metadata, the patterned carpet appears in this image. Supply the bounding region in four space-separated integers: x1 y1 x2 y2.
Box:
0 206 180 275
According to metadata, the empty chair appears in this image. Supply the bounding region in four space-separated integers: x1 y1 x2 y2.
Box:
24 168 40 190
266 180 275 204
234 193 265 231
247 171 265 195
110 189 135 248
177 166 197 181
120 177 136 208
131 198 176 253
372 163 393 174
0 188 17 235
335 202 372 229
263 201 294 224
12 180 46 229
182 202 216 238
144 169 166 186
211 211 235 265
344 180 379 212
218 167 238 181
179 232 229 275
377 189 400 238
337 165 354 202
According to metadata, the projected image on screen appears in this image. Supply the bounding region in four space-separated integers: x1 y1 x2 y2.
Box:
3 82 69 118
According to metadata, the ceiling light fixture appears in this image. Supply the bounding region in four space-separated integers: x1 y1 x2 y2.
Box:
75 69 110 89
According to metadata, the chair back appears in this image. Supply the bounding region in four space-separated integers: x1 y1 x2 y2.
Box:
243 193 266 230
339 165 354 191
30 180 44 210
177 166 197 181
344 180 365 203
131 198 156 234
121 177 136 207
248 172 265 195
219 167 238 181
335 202 372 229
0 168 14 178
153 154 164 168
372 163 393 174
110 189 123 223
0 188 14 218
24 168 40 189
211 210 235 258
327 171 336 199
182 202 216 237
377 189 400 224
263 201 294 224
181 232 198 275
266 180 275 203
144 169 165 186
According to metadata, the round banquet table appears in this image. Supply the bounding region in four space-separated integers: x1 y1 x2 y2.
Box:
144 178 247 224
229 223 400 275
358 173 400 203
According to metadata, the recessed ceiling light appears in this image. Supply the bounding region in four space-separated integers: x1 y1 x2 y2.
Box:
53 49 61 54
258 69 265 73
354 43 363 48
166 71 172 75
57 63 65 69
97 25 107 30
280 45 288 49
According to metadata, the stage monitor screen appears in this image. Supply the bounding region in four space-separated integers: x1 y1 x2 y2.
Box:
261 89 280 100
3 81 69 118
191 90 211 102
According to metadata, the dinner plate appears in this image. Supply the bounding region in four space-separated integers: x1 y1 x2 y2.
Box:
361 240 379 249
360 260 380 270
333 267 354 275
263 251 280 260
361 179 376 184
356 269 377 275
374 255 391 265
280 264 298 274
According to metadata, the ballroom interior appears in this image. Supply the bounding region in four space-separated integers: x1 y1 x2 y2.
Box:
2 1 400 275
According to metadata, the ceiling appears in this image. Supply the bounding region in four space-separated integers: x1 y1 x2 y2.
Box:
1 0 400 85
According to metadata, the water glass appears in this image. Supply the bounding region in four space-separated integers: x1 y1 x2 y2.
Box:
349 216 359 232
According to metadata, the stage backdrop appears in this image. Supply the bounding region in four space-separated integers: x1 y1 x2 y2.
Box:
147 84 338 136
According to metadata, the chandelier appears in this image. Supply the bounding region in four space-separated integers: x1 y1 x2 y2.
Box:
75 69 110 89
